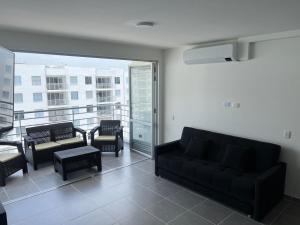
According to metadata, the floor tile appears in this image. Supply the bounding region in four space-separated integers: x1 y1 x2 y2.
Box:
145 198 186 223
262 199 291 224
128 186 163 208
272 213 300 225
168 211 213 225
166 188 205 209
192 200 232 224
118 209 164 225
220 213 261 225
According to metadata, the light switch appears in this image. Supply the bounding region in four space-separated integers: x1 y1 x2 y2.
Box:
283 130 292 139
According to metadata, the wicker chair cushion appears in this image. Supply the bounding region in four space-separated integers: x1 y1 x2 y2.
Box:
56 137 83 145
0 153 21 162
95 135 116 141
34 142 61 151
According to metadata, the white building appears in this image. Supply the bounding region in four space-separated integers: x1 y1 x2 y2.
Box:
12 64 129 139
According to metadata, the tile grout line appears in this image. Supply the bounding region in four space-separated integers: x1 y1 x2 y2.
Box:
269 201 293 225
3 157 150 206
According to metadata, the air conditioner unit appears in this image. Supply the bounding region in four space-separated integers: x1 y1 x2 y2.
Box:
183 43 238 65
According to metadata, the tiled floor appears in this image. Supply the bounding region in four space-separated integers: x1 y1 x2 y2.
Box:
0 146 148 203
2 156 300 225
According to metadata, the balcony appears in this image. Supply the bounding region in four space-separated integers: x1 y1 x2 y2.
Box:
47 98 68 106
46 83 67 91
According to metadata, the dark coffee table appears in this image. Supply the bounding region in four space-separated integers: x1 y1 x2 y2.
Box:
54 146 101 181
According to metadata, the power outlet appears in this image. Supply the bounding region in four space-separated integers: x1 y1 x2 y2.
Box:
283 130 292 139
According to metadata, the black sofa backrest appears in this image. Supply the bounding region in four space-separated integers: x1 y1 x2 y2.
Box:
26 125 52 144
180 127 281 173
52 122 75 141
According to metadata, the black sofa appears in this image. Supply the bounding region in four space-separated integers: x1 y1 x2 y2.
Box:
155 127 286 221
24 122 87 170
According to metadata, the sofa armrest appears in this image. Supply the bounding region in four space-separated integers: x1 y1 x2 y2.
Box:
23 135 36 152
0 141 24 155
253 162 286 221
74 127 86 135
154 140 181 176
0 201 7 225
155 140 181 156
90 126 100 135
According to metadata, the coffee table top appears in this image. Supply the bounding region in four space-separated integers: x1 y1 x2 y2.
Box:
54 146 100 160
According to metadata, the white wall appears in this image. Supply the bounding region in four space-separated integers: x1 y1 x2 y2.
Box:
163 37 300 198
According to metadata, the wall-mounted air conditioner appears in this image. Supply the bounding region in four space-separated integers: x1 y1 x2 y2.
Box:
183 43 238 64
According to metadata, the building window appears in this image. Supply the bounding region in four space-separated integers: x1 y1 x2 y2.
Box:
115 90 121 97
46 77 66 90
32 76 41 86
2 91 10 99
86 91 93 99
97 105 112 116
34 110 44 118
74 120 80 126
86 105 93 113
4 78 11 85
85 76 92 85
96 77 112 89
71 91 79 100
5 65 12 73
14 93 23 103
70 76 78 85
96 90 113 103
14 111 25 120
115 77 120 84
33 93 43 102
15 75 22 86
47 93 67 106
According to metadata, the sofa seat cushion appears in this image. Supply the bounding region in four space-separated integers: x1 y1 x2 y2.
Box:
231 173 258 202
34 142 61 151
212 168 241 193
157 151 185 172
95 135 116 141
0 153 21 162
56 137 83 145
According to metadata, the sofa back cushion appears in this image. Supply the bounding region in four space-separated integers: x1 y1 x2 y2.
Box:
26 125 52 144
52 122 74 141
222 144 253 172
184 137 210 158
180 127 281 173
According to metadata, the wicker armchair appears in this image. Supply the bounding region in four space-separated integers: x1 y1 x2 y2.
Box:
0 141 28 186
90 120 123 157
24 122 87 170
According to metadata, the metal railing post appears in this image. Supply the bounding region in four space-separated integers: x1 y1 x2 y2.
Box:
18 115 22 142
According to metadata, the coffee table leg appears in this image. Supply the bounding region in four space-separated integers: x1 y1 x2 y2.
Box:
96 153 102 172
62 162 67 181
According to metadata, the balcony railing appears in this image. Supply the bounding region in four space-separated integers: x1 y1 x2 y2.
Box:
96 83 113 89
46 83 67 90
0 104 130 153
47 99 68 106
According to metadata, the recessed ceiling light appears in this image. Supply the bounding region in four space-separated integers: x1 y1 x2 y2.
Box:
135 21 156 28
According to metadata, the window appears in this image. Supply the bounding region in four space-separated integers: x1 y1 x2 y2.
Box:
97 105 112 116
15 75 22 86
86 91 93 99
35 110 44 118
2 91 10 99
85 76 92 85
74 120 80 126
115 90 121 97
115 77 120 84
5 65 12 73
86 105 93 113
47 93 67 106
14 93 23 103
49 108 70 121
33 93 43 102
96 90 113 102
71 91 79 100
96 77 112 89
70 76 78 85
46 77 65 90
32 76 41 86
14 111 24 120
4 78 11 85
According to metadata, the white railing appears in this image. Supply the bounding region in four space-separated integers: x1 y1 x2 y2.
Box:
0 104 130 153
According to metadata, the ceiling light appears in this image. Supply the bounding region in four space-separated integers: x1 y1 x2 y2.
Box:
135 21 155 28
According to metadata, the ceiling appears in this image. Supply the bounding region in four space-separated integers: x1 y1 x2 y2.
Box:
0 0 300 48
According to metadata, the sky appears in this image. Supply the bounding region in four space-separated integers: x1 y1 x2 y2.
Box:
15 52 131 70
